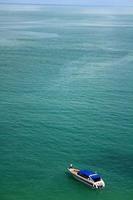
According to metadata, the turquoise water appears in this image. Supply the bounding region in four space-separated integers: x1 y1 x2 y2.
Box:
0 4 133 200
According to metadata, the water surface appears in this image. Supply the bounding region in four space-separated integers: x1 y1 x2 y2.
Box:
0 4 133 200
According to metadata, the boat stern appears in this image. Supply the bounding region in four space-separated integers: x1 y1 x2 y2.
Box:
93 179 105 189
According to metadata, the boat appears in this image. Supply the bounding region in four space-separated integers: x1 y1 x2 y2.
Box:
68 164 105 189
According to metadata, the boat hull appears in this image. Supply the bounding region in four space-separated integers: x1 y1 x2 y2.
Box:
72 174 94 188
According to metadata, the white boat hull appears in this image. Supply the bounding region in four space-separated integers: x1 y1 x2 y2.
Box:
72 174 94 188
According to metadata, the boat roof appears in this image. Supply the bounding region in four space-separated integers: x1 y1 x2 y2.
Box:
78 170 101 179
90 174 101 180
78 170 95 177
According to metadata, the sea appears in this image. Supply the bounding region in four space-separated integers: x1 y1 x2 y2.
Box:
0 4 133 200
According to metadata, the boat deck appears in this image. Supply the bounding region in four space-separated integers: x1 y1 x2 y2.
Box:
68 168 79 175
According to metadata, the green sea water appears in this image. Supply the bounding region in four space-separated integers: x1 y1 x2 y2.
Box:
0 4 133 200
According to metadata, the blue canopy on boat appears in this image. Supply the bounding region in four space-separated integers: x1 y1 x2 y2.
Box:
78 170 95 177
90 174 101 181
